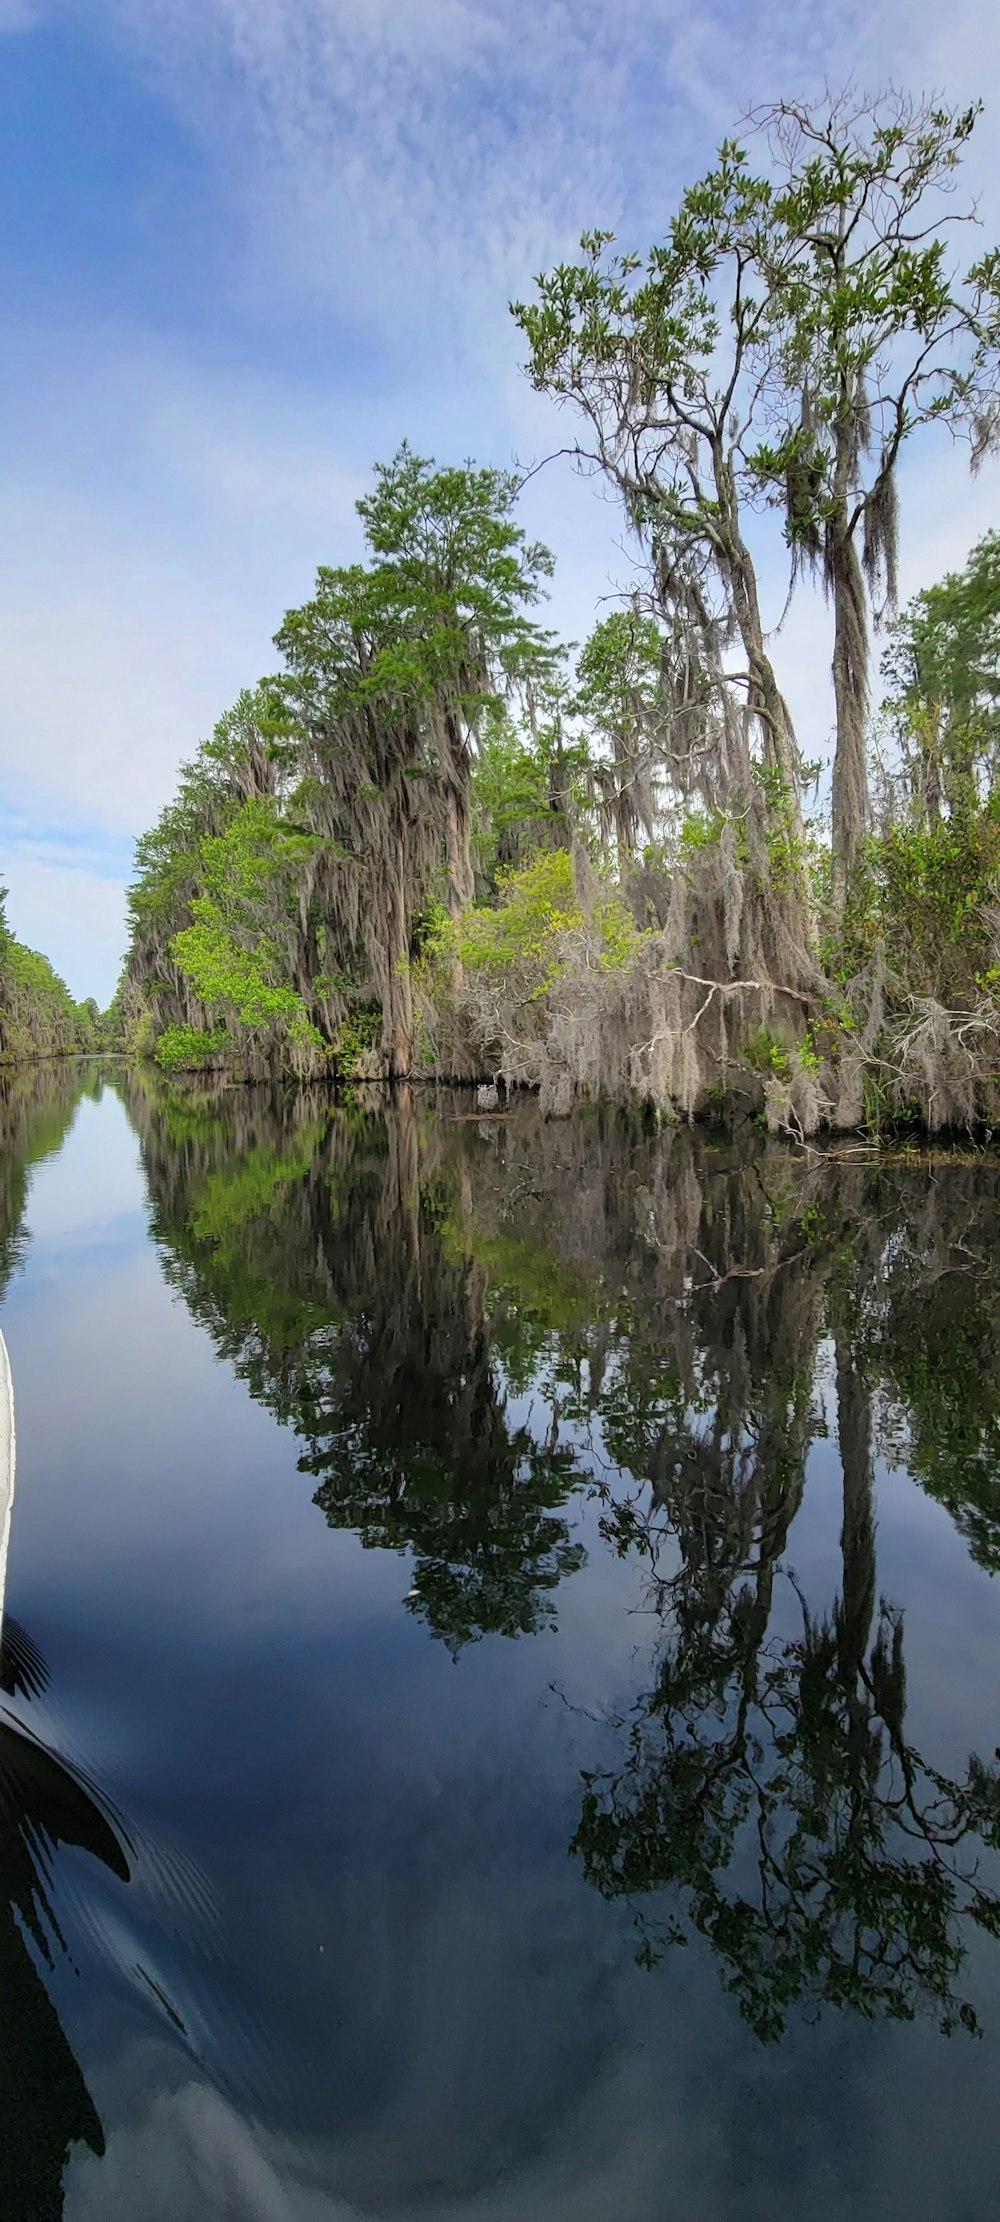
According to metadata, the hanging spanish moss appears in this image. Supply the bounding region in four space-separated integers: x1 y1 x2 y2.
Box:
102 86 1000 1141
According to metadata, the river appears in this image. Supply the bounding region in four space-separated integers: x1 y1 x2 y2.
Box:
2 1061 1000 2221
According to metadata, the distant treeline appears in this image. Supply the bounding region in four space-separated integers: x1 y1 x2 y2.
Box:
0 888 110 1065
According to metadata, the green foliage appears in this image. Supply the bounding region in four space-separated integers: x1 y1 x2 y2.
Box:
751 763 807 895
458 850 581 996
575 610 662 736
472 710 551 872
882 814 1000 970
839 808 1000 1006
353 442 557 708
334 1006 382 1078
471 701 589 884
128 1008 159 1061
745 1025 792 1079
458 849 639 1002
409 898 451 962
155 1023 232 1071
275 447 556 743
679 808 727 855
596 886 644 969
171 912 316 1039
513 141 773 449
0 887 99 1064
167 799 325 1064
118 446 560 1080
881 530 1000 821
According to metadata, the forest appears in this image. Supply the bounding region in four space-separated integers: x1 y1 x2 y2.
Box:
9 89 1000 1135
0 888 106 1067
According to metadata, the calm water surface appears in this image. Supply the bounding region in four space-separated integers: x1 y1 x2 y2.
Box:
2 1063 1000 2220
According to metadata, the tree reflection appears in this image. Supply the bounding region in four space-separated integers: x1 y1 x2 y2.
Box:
849 1162 1000 1574
126 1078 1000 1660
573 1332 1000 2041
0 1062 93 1293
122 1076 1000 2036
123 1078 586 1651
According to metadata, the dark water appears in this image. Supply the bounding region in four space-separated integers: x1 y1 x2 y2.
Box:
2 1064 1000 2221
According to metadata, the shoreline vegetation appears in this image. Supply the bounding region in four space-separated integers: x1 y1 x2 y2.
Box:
0 890 110 1067
7 89 1000 1140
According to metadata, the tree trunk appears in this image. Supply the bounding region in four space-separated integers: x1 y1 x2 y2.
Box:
835 1339 875 1691
613 764 638 868
713 448 816 953
445 788 475 919
442 705 476 921
443 788 474 996
440 707 476 998
918 705 943 827
548 744 574 852
382 842 414 1077
713 451 803 802
828 435 870 928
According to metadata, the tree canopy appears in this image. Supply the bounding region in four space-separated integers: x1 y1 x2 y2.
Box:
98 80 1000 1139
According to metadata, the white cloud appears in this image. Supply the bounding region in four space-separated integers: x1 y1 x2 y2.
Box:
102 0 1000 369
1 851 127 1004
0 340 373 838
85 0 784 358
0 546 250 834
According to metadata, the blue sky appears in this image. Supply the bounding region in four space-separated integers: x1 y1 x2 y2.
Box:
2 0 1000 1003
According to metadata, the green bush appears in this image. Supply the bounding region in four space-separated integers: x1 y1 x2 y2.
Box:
457 849 640 1002
155 1022 231 1071
745 1025 792 1079
336 1006 382 1077
839 806 1000 1005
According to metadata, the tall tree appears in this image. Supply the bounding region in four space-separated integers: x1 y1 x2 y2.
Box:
274 561 432 1076
355 445 556 923
274 448 558 1066
512 153 813 865
748 92 1000 920
514 97 1000 941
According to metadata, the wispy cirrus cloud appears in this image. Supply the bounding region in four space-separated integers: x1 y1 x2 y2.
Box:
103 0 923 361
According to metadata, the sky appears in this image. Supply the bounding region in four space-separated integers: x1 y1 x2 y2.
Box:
2 0 1000 1003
